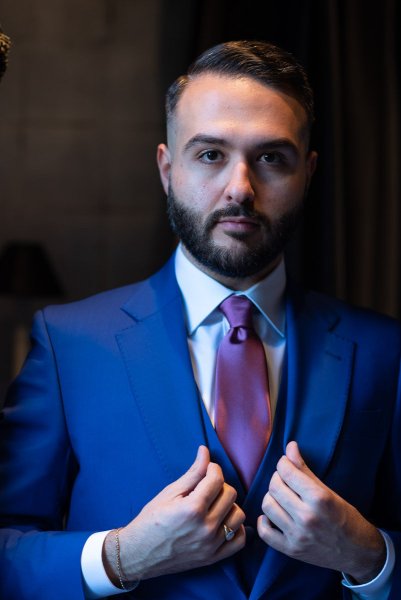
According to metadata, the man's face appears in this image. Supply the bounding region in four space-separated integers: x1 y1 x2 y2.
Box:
157 73 317 288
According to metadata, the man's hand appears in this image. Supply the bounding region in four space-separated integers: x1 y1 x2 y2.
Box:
257 441 386 583
103 446 246 584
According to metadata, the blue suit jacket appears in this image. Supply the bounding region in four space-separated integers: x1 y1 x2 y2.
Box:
1 256 401 599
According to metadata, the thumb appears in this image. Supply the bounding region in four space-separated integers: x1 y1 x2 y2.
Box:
286 441 320 482
173 445 210 495
285 441 304 468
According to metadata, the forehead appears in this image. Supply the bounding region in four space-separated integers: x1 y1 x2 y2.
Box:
171 73 308 147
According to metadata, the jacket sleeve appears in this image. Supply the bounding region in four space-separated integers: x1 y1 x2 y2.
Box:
0 310 91 600
381 362 401 600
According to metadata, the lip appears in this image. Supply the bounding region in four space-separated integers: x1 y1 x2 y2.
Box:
216 217 259 232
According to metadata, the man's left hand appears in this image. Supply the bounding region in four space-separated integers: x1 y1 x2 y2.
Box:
257 441 386 583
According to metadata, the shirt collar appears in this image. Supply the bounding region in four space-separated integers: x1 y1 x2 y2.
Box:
174 244 286 338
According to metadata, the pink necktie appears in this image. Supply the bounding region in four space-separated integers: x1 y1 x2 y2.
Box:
214 295 272 489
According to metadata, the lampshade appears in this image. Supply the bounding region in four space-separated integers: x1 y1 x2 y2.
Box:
0 242 63 297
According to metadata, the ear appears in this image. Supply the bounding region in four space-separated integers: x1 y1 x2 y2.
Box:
306 150 318 182
157 143 171 195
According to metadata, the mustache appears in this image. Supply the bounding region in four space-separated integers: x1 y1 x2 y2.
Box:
205 205 269 229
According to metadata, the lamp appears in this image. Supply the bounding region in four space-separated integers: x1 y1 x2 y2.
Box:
0 242 64 376
0 25 11 82
0 241 63 296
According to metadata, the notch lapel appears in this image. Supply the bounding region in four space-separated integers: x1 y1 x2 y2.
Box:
116 259 207 481
282 288 355 478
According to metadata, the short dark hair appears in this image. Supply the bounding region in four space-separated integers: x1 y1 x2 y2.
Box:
0 27 11 81
166 40 314 132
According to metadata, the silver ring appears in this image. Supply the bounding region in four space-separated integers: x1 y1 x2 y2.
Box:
223 524 235 542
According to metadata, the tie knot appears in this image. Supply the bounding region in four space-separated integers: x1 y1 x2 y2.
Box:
219 295 254 329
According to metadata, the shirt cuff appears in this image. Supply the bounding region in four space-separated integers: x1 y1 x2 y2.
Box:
81 530 127 598
342 530 395 599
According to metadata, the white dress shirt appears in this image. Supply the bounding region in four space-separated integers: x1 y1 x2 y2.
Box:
82 245 394 599
175 244 286 424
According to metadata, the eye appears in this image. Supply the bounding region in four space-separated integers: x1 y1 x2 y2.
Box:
260 152 284 165
199 149 222 163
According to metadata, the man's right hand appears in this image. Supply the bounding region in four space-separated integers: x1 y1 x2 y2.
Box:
102 446 246 585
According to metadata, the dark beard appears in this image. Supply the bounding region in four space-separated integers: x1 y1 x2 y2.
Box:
167 187 303 279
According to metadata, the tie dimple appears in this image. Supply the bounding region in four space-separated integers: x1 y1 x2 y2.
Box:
219 295 254 329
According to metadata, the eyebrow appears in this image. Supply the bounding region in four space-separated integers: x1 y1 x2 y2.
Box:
183 135 228 152
183 134 300 157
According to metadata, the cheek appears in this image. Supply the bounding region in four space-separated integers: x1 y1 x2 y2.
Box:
171 171 219 211
170 167 185 191
259 175 306 213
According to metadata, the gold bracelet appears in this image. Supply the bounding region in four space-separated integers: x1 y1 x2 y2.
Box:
114 527 140 592
115 527 126 590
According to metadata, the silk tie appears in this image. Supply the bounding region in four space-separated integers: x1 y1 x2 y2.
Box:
214 295 272 489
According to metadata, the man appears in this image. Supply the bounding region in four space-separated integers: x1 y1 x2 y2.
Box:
0 40 400 600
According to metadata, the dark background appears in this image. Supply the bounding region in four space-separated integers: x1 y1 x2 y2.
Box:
0 0 400 394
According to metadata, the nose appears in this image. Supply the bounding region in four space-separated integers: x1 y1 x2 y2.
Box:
223 162 255 204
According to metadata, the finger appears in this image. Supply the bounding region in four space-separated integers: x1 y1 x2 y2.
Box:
285 442 320 484
261 491 293 532
285 443 343 508
190 445 210 477
171 446 211 496
190 461 226 510
213 524 246 560
224 503 246 531
267 470 304 518
276 454 320 500
208 482 238 522
257 514 286 550
285 441 304 468
215 503 246 546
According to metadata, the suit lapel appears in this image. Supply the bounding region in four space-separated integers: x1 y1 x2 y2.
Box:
116 258 207 481
282 287 355 478
251 286 355 599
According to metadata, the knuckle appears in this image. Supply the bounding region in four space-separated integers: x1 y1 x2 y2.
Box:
183 498 207 521
224 483 237 503
209 464 224 487
237 506 246 522
286 529 311 557
262 493 273 514
268 473 280 495
232 506 246 526
298 507 319 530
288 542 306 559
311 488 331 512
276 455 286 469
277 457 294 482
199 521 216 541
276 456 289 474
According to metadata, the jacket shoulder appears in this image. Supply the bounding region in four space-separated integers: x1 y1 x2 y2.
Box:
38 256 178 334
38 279 149 337
300 287 401 345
